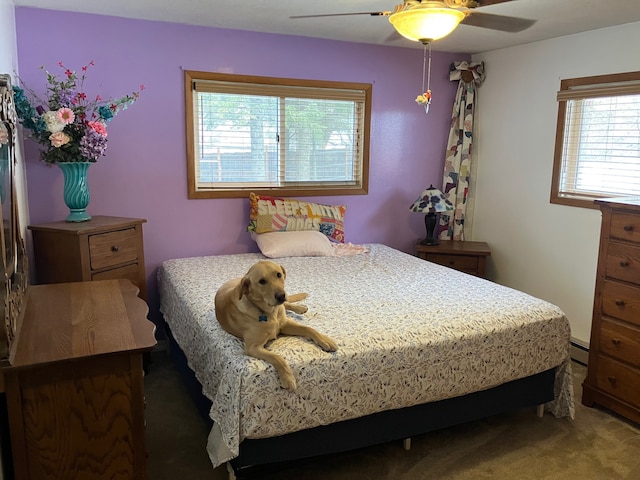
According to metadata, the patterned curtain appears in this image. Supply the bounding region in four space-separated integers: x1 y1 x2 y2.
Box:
438 61 485 241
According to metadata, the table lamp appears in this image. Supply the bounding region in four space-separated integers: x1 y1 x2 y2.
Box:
410 185 454 246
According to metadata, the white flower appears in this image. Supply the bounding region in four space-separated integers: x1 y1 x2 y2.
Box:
42 110 65 133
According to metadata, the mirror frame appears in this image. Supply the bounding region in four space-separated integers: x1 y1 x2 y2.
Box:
0 74 28 363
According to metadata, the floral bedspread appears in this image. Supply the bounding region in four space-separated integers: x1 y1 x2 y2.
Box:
158 244 574 468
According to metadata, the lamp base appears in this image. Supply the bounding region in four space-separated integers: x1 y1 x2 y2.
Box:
420 238 439 246
421 212 439 246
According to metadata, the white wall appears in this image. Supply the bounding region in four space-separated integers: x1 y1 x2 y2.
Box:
0 0 17 75
471 21 640 345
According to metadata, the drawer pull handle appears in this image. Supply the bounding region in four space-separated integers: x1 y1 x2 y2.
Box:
619 260 629 267
111 245 120 252
611 338 621 345
615 299 625 307
623 225 633 232
607 376 617 385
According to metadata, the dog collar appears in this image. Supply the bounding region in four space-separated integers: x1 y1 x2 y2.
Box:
258 313 268 322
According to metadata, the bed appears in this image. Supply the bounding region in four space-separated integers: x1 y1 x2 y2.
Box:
157 243 575 478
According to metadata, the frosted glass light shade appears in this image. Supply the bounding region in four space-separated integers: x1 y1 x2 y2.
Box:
389 5 466 43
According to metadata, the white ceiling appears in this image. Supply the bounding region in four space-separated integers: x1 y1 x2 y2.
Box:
12 0 640 53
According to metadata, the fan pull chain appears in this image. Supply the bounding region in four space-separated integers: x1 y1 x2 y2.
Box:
416 43 432 114
423 43 432 114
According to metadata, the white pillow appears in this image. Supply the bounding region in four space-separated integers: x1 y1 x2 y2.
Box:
252 231 336 258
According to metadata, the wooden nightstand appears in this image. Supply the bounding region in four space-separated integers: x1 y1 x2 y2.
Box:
415 240 491 278
28 216 147 300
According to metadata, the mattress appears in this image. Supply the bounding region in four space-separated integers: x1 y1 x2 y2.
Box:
158 244 574 468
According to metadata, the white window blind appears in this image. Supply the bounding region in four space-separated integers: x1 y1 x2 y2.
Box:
552 72 640 207
185 71 371 199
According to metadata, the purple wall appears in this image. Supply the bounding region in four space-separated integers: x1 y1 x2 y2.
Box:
15 8 468 322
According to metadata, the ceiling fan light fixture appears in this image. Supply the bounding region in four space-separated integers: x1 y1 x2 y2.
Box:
389 4 466 43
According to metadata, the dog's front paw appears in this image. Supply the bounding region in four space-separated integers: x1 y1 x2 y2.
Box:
279 371 297 390
317 335 338 352
286 303 308 315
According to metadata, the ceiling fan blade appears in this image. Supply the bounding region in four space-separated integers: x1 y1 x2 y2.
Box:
384 29 404 43
476 0 518 6
290 11 390 19
461 12 535 32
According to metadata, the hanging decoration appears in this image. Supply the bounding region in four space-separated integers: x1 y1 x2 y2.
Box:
415 43 433 114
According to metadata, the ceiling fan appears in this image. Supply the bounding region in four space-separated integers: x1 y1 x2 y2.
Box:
291 0 535 45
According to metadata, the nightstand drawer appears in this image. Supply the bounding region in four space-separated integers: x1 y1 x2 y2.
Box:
92 263 142 288
601 280 640 327
426 254 478 271
415 241 490 278
595 356 640 407
600 318 640 366
89 228 139 270
605 241 640 284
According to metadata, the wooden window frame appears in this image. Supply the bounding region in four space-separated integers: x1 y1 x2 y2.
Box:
550 71 640 209
185 70 372 199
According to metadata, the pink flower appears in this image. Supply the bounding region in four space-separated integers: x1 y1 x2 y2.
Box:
57 108 75 125
87 121 108 137
49 131 71 147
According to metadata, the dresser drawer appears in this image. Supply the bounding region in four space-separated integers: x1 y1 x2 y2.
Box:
425 254 478 271
601 280 640 327
605 241 640 284
595 356 640 407
611 212 640 244
600 318 640 366
89 228 139 270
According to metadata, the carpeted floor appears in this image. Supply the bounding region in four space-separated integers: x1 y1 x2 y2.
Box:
144 350 640 480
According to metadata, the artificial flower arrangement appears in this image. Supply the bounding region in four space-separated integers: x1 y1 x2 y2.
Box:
12 61 143 164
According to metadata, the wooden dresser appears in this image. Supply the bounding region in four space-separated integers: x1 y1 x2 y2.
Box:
28 216 147 300
582 198 640 423
415 240 491 278
2 279 157 479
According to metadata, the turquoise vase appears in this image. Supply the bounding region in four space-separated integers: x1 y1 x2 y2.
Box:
58 162 92 222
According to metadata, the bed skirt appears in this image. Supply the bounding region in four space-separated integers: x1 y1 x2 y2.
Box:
165 325 556 478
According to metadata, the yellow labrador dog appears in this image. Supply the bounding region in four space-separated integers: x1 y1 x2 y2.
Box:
214 260 337 390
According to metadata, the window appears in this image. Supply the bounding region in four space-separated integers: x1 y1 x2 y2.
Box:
185 71 372 199
551 71 640 209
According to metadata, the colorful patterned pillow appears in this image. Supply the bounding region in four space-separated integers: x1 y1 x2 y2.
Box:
247 192 346 243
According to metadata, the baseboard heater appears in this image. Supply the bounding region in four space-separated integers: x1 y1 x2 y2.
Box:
571 338 589 366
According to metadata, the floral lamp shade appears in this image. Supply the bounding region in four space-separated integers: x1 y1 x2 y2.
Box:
410 185 454 246
410 185 454 214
